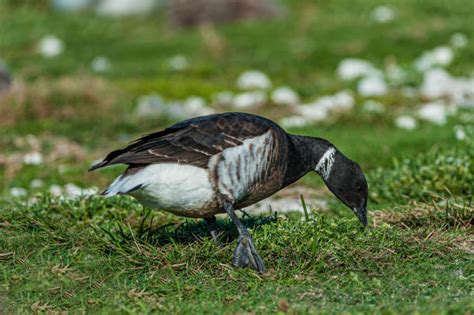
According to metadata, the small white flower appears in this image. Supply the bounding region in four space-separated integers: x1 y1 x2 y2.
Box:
48 184 63 196
332 90 355 110
415 46 454 71
279 116 310 128
232 91 267 108
183 96 214 116
168 55 188 71
431 46 454 66
271 86 300 106
295 104 329 122
23 152 43 165
96 0 156 16
134 94 165 118
30 179 44 189
91 56 111 73
417 102 449 125
454 126 466 141
372 5 395 23
337 58 380 81
10 187 27 198
450 33 468 48
236 70 272 90
395 115 417 130
420 68 452 99
37 35 64 58
357 76 388 97
65 183 83 197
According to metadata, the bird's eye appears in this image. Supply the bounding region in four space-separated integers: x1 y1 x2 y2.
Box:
356 185 363 192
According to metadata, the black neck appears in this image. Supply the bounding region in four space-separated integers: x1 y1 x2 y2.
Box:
283 134 334 186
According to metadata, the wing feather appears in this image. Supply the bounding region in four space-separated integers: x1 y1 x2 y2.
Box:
89 112 274 171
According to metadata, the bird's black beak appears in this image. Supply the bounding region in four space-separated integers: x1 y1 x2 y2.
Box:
353 206 368 227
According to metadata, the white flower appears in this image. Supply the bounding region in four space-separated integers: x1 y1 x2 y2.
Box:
420 68 452 99
419 68 474 105
23 152 43 165
10 187 27 198
431 46 454 65
271 86 300 106
30 179 44 189
357 76 388 97
372 6 395 23
454 126 466 141
183 96 214 116
294 90 354 122
37 35 64 58
168 55 188 71
295 104 329 122
65 183 98 198
417 102 449 125
279 116 310 128
236 70 272 90
331 90 355 110
91 56 111 73
415 46 454 71
395 115 417 130
337 58 380 80
134 94 165 118
48 184 63 196
232 91 267 108
450 33 468 48
52 0 93 12
64 183 83 197
96 0 156 16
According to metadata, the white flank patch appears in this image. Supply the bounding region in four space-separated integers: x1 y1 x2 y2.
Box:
104 164 214 213
315 148 336 181
211 131 273 201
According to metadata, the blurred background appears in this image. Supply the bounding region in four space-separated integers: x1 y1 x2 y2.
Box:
0 0 473 211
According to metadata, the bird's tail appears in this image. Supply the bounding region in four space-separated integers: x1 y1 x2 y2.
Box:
101 175 143 197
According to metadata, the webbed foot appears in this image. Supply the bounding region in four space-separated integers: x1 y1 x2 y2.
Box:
232 235 267 273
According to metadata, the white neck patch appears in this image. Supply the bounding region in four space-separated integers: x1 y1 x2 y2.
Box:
315 147 336 181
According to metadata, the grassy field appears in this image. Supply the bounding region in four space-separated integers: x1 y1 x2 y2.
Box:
1 0 473 313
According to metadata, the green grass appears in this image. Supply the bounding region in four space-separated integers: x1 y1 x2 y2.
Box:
1 0 474 313
1 196 472 313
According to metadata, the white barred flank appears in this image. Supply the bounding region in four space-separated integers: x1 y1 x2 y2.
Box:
210 130 273 202
315 147 336 181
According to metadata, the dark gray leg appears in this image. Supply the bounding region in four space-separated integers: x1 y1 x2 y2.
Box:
222 200 267 273
205 216 222 246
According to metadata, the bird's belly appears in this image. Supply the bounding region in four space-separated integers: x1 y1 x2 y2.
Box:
128 164 218 217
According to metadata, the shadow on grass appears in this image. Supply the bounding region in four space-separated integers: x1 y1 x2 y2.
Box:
98 209 279 248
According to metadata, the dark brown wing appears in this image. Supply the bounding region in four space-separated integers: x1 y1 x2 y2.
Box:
89 112 277 170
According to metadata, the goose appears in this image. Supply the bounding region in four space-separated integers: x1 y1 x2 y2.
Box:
90 112 368 273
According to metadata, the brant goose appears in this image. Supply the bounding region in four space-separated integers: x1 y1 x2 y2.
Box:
90 112 368 273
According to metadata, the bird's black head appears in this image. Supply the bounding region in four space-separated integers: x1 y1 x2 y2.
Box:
314 147 368 226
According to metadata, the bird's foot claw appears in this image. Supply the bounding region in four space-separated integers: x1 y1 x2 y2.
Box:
232 235 267 273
